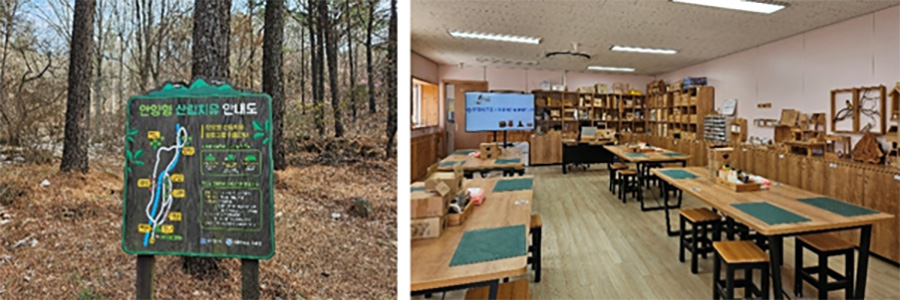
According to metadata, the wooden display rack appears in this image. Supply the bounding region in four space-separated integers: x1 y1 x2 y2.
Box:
533 89 647 140
646 85 714 140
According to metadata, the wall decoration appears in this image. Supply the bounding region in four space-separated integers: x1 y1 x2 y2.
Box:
857 85 886 135
831 88 856 133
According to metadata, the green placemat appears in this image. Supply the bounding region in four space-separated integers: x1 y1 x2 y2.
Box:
663 152 686 157
495 158 521 165
659 169 697 179
732 202 810 225
452 150 475 155
450 225 527 267
439 160 463 168
626 153 648 158
410 186 425 192
493 178 533 193
798 197 878 217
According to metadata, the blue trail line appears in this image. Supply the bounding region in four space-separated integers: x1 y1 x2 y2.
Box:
143 124 183 247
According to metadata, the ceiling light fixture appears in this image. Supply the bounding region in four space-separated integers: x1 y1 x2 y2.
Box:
448 30 541 44
610 45 678 55
587 66 635 72
672 0 786 14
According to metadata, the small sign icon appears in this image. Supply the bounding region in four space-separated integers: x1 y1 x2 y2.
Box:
200 238 207 245
168 212 182 221
172 189 186 198
138 223 152 233
182 146 195 156
171 174 185 183
148 131 161 139
161 224 174 234
137 179 152 188
226 238 233 247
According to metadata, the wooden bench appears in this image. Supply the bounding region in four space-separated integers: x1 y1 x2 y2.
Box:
465 278 530 300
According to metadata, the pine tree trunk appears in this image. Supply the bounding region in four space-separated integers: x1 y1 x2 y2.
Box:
184 0 231 276
365 0 375 114
385 0 396 159
346 0 356 121
60 0 96 174
191 0 231 81
324 0 342 137
315 0 326 136
300 24 306 112
263 0 285 170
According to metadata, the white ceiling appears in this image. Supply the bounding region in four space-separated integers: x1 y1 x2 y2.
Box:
412 0 900 75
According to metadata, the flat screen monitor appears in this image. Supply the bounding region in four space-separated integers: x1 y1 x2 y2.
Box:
465 92 535 132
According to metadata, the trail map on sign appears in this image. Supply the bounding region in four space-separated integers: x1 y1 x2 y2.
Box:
121 79 274 259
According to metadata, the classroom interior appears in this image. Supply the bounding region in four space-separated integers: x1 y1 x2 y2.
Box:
410 1 900 299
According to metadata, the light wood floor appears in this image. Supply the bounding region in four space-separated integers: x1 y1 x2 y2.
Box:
414 165 900 299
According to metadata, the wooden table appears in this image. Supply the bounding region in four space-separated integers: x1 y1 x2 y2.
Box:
411 176 534 299
438 148 525 178
784 140 826 157
652 167 894 300
604 145 692 211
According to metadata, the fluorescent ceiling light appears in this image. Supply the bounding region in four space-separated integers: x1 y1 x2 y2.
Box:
448 30 541 44
611 45 678 55
672 0 786 14
587 66 635 72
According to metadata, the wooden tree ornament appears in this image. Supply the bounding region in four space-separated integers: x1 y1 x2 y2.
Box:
852 133 884 164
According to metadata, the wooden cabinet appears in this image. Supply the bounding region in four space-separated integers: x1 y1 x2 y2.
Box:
827 163 865 245
863 169 900 262
803 158 828 194
530 131 562 165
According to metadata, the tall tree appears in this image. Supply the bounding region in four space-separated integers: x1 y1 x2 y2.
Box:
315 0 325 136
186 0 231 274
323 0 342 137
345 0 357 121
263 0 285 170
61 0 96 173
192 0 231 81
364 0 375 113
385 0 396 159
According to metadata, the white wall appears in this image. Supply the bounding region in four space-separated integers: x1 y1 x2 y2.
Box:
657 5 900 148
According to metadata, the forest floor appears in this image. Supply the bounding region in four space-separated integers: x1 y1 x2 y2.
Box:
0 150 397 299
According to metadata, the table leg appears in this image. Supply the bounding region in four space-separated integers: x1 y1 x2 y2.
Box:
767 235 784 300
663 182 680 237
855 225 872 300
488 280 499 300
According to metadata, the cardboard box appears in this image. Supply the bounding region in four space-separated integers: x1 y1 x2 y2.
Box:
411 216 445 240
595 83 608 94
411 188 453 219
424 167 464 195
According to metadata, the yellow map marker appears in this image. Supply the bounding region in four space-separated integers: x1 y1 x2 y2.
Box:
148 131 160 139
182 146 195 156
138 223 151 233
161 224 174 234
168 212 182 221
137 179 151 188
172 189 186 198
171 174 184 183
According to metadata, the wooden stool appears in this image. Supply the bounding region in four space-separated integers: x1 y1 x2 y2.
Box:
617 169 639 203
608 163 629 194
528 214 543 283
713 241 770 300
679 208 722 273
794 233 854 299
465 278 530 300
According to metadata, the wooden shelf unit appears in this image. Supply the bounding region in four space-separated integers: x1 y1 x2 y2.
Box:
533 90 646 140
646 86 715 140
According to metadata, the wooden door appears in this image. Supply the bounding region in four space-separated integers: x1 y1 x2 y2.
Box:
863 169 900 262
449 81 489 150
827 163 865 244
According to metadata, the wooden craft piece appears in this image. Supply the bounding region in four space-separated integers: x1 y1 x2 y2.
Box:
852 133 884 164
890 82 900 121
779 109 799 127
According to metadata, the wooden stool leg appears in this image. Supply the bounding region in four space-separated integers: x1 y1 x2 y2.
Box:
692 222 699 274
794 241 803 297
818 253 828 300
726 264 735 300
713 252 722 300
619 176 625 203
679 216 686 263
533 226 542 283
744 267 753 298
609 169 615 193
761 264 770 300
701 224 709 259
845 250 854 299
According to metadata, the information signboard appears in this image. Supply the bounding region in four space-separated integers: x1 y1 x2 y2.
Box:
121 79 274 259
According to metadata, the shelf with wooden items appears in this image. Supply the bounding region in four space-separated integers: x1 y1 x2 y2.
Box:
533 89 647 139
647 85 714 140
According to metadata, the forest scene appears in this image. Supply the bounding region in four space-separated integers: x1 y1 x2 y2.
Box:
0 0 398 298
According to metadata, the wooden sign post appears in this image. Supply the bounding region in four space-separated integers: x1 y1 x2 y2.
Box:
122 79 275 299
